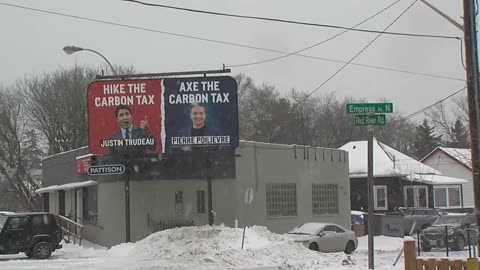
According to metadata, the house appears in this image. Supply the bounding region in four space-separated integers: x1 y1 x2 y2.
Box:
421 147 473 208
339 139 467 213
38 141 351 247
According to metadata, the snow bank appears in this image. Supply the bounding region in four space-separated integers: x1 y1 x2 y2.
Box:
357 235 404 251
125 225 337 267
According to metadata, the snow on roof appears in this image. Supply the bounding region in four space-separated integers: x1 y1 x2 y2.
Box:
338 139 469 185
406 173 468 185
439 147 472 169
339 139 439 178
35 180 97 194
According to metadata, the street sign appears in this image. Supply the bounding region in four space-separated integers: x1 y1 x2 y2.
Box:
87 164 126 176
354 114 386 126
346 103 393 114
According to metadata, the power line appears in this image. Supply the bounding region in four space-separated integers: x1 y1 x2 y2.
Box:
403 85 466 120
0 2 464 82
123 0 460 40
299 0 420 105
228 0 401 68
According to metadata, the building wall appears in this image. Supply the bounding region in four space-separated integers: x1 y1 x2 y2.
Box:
422 152 473 207
42 146 91 186
232 143 351 233
43 141 351 247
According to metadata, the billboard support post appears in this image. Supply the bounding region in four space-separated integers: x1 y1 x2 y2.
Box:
125 159 131 242
207 150 214 226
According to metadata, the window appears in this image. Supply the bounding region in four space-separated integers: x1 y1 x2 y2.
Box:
31 214 55 234
404 186 429 208
434 186 461 208
82 186 98 224
7 217 28 230
322 225 336 232
374 185 388 210
266 183 297 217
196 190 206 214
312 184 338 215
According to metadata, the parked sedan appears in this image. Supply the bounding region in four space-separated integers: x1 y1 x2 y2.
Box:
286 222 358 254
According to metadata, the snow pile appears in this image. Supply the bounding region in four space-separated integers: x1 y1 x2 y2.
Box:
357 235 404 251
127 225 333 267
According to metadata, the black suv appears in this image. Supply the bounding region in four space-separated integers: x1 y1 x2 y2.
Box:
420 214 477 251
0 212 62 259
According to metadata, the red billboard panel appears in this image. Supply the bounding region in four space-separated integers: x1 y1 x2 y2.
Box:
87 80 163 158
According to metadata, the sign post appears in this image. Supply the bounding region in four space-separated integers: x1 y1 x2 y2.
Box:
346 102 394 270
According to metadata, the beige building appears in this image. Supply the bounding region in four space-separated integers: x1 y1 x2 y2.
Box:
39 141 350 247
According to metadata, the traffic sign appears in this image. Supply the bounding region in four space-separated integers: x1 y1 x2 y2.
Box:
346 103 393 114
354 114 386 126
87 164 126 176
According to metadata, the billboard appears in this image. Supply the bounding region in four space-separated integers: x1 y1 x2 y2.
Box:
87 76 238 158
163 76 238 152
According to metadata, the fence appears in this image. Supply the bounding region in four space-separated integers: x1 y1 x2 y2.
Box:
404 240 479 270
146 214 194 234
57 215 84 245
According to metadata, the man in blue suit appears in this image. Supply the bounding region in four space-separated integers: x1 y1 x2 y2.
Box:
109 104 156 159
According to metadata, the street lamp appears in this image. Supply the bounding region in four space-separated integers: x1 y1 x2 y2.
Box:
63 45 116 75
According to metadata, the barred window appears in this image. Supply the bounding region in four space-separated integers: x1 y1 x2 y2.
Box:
312 184 338 215
266 183 297 217
196 190 206 214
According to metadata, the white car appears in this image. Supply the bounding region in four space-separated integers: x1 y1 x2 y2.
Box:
286 222 358 254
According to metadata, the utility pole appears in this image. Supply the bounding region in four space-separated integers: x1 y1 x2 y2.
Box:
462 0 480 238
367 125 375 270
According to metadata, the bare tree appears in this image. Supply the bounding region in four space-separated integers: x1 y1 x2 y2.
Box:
19 65 135 155
0 87 42 210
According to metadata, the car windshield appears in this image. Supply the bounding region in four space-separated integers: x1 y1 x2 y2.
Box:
433 215 463 226
0 216 7 231
288 223 323 235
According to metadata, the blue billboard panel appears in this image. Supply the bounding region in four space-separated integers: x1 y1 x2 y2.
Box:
163 76 238 152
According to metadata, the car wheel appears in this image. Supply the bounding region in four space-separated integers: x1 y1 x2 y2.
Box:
33 242 52 259
454 236 465 251
308 242 319 251
344 241 356 254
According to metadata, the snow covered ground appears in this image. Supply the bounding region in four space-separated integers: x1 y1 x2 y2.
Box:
0 225 475 270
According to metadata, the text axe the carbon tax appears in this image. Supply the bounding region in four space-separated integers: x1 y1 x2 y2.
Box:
87 164 126 176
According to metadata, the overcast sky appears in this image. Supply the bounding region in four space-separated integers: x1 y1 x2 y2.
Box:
0 0 466 118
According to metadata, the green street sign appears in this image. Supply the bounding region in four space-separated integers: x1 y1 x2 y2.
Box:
346 103 393 114
354 114 386 126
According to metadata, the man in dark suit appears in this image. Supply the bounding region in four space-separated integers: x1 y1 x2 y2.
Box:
109 105 156 159
178 103 218 137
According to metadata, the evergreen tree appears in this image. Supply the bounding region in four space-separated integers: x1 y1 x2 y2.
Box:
21 129 44 171
448 118 469 148
413 119 442 159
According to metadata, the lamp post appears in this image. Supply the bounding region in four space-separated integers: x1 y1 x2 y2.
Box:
63 46 116 75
